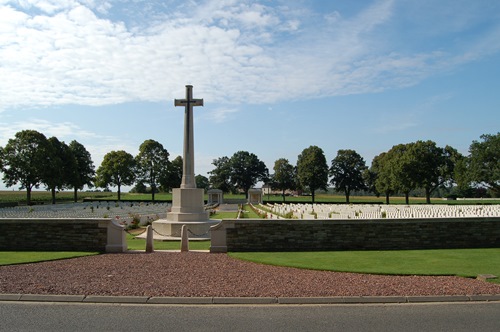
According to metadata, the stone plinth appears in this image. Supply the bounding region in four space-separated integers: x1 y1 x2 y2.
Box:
153 219 219 239
168 188 209 221
151 187 219 239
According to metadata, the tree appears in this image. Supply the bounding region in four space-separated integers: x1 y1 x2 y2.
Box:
371 152 394 204
386 143 416 205
409 141 462 203
135 139 169 201
130 181 148 194
329 149 367 203
271 158 296 202
95 150 136 201
68 140 95 202
296 145 328 203
467 132 500 197
162 156 182 191
229 151 269 198
43 137 76 204
195 174 210 191
1 130 52 205
408 141 443 204
208 156 234 193
454 154 474 197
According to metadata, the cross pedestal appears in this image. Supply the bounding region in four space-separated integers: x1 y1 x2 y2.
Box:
152 85 218 240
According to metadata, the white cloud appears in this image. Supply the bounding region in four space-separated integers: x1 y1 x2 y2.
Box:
0 0 498 112
0 118 109 144
0 117 137 169
374 114 419 134
205 107 239 123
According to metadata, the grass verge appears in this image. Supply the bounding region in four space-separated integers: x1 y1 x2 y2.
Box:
229 248 500 283
126 233 211 251
0 252 99 266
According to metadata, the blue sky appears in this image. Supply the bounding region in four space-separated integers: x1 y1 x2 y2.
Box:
1 0 499 191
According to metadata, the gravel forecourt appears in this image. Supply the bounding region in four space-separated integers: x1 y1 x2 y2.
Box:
1 252 499 297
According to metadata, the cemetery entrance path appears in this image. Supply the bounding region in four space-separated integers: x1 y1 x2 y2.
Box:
1 252 499 297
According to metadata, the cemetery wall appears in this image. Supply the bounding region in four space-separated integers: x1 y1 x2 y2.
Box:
213 217 500 252
0 219 121 252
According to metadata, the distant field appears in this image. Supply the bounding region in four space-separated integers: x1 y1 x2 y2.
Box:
0 190 116 204
0 190 498 205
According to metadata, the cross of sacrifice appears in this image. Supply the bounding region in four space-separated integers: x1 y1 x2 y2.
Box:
174 85 203 189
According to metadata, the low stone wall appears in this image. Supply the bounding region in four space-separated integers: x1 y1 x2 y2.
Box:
0 218 126 252
210 217 500 252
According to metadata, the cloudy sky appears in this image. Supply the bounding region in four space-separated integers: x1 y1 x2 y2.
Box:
1 0 499 191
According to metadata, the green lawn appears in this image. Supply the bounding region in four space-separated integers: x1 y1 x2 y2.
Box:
229 249 500 283
210 211 239 219
0 251 99 266
126 233 211 251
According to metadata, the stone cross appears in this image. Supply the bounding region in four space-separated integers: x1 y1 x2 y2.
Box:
174 85 203 189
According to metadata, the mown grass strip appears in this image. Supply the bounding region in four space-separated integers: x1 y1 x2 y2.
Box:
126 233 211 251
229 249 500 283
0 252 99 266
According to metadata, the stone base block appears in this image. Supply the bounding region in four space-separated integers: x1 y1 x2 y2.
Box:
166 211 210 222
152 219 220 239
170 188 207 215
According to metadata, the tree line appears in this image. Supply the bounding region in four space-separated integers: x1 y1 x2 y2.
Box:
0 130 188 204
1 130 498 204
208 133 499 204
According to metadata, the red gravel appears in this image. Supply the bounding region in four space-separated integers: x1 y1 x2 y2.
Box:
1 252 499 297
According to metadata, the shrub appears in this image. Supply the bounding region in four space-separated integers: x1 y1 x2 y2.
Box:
127 213 141 229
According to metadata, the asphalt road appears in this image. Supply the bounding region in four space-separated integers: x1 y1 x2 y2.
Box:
1 301 499 332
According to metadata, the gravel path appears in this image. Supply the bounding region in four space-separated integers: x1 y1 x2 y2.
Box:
1 252 499 297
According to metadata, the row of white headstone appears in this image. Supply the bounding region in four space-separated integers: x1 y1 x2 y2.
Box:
261 203 500 220
0 202 170 223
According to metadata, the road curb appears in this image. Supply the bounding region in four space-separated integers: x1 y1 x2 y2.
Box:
19 294 85 302
1 294 499 305
406 295 470 303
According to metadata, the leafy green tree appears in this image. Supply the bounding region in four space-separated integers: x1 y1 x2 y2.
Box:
135 139 169 201
1 130 52 205
386 143 416 204
408 141 443 204
130 181 148 194
271 158 296 202
230 151 269 198
68 140 95 202
453 155 474 197
162 155 183 191
329 149 367 203
414 141 463 204
375 141 461 204
44 137 76 204
95 150 136 201
195 174 210 192
371 152 394 204
467 132 500 197
208 156 234 193
296 145 328 203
